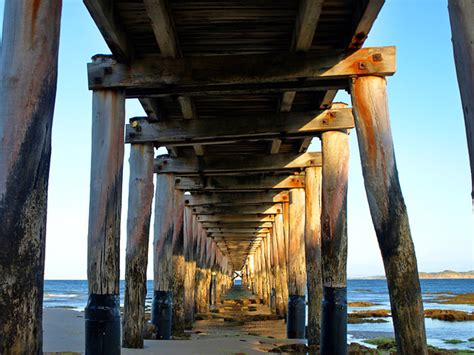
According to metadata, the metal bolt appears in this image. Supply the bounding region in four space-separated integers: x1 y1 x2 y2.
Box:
372 53 383 62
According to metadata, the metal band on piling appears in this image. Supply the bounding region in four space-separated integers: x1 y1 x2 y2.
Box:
321 287 347 354
151 290 173 339
85 294 121 354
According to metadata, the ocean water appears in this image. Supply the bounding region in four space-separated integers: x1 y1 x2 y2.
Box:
44 279 473 349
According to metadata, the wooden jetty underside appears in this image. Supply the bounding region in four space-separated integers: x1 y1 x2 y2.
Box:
82 0 427 353
3 0 472 352
86 0 387 269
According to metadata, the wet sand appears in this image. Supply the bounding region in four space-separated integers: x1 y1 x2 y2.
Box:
43 286 302 354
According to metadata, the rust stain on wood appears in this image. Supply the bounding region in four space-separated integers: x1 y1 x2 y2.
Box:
31 0 42 36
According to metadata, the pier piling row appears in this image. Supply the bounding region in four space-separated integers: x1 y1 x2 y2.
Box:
3 0 473 353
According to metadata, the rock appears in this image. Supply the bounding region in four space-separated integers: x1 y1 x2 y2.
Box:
348 301 380 307
424 309 474 321
349 309 391 318
348 317 388 324
143 322 159 340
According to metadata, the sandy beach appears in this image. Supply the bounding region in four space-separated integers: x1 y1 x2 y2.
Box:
43 309 303 354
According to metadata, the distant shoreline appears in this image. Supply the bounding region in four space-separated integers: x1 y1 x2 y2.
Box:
351 270 474 280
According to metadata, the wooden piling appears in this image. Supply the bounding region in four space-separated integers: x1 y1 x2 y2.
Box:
320 130 349 354
271 227 285 315
0 0 61 352
123 144 154 348
84 88 125 354
183 209 196 329
274 213 289 315
152 173 175 339
351 76 427 354
305 166 323 345
171 188 186 335
286 188 306 339
448 0 474 209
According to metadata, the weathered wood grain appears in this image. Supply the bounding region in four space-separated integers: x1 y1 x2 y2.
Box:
321 131 348 288
123 144 155 349
304 166 323 345
185 191 289 206
287 189 306 296
320 129 349 353
153 174 175 292
88 47 396 91
171 189 186 334
448 0 474 209
84 0 132 60
0 0 61 352
351 76 427 354
192 204 283 215
197 215 275 223
349 0 385 49
154 153 322 175
183 209 196 329
87 89 125 295
175 174 305 191
127 109 354 145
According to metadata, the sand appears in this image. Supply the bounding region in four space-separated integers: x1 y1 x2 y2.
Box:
43 289 302 355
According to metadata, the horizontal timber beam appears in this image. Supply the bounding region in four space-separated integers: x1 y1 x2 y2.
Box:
88 47 396 92
201 222 273 229
155 152 321 175
175 174 305 191
205 228 271 234
192 204 283 215
185 192 289 206
127 109 353 145
196 215 275 223
209 233 267 238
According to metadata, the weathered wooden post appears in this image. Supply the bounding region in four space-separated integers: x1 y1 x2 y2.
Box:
85 89 125 354
152 173 175 340
275 212 289 316
448 0 474 210
183 209 196 329
271 227 285 315
123 144 154 348
286 188 306 339
305 166 323 345
171 187 186 335
320 130 349 354
0 0 61 352
351 76 427 354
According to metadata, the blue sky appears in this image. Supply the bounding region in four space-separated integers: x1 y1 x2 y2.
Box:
1 0 472 279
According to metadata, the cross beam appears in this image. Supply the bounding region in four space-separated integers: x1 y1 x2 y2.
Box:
174 174 305 191
88 47 396 93
155 152 321 175
126 108 354 145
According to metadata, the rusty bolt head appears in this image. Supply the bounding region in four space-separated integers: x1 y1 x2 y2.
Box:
372 53 383 62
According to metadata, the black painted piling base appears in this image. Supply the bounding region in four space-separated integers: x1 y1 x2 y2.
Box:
286 295 306 339
151 290 173 340
85 294 121 355
321 287 347 355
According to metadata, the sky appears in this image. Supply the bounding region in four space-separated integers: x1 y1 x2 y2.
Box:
0 0 472 279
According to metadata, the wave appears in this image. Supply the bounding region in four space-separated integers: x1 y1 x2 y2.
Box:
44 293 80 299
